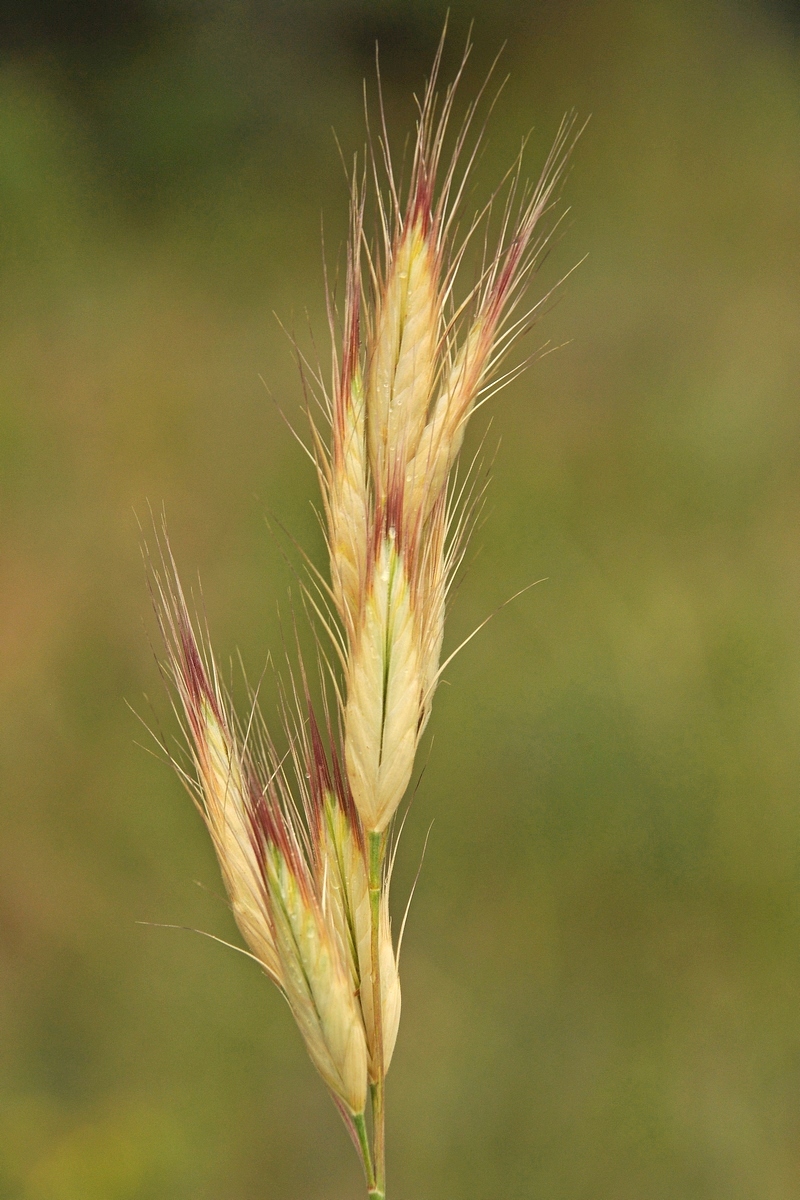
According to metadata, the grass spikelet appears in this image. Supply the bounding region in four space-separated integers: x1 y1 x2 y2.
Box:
150 542 369 1120
261 839 368 1116
324 188 370 641
152 553 283 985
367 205 440 490
344 523 423 834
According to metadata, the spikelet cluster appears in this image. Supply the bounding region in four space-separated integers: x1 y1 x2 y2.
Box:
152 560 377 1117
150 30 576 1195
316 45 577 836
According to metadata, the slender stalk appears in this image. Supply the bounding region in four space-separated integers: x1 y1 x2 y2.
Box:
368 830 386 1199
353 1111 377 1193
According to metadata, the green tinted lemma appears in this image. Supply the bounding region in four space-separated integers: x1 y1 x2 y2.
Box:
265 842 369 1116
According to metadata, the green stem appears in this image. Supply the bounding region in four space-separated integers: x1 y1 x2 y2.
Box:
368 830 386 1199
353 1111 376 1193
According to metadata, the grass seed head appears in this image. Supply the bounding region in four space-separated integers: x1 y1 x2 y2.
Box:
149 27 578 1178
311 47 578 836
152 549 368 1115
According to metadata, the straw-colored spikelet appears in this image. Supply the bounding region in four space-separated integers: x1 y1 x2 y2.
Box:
152 559 369 1118
325 193 369 643
314 50 577 838
305 709 401 1079
368 203 439 489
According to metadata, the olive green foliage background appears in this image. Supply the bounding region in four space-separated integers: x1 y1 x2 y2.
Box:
0 1 798 1196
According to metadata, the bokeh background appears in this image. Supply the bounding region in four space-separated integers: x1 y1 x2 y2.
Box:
1 0 799 1196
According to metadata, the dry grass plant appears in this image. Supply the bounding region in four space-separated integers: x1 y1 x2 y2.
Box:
146 30 579 1199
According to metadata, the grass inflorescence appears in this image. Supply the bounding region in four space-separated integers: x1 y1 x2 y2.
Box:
148 28 577 1198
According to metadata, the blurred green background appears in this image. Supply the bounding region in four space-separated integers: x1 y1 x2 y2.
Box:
1 0 799 1196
